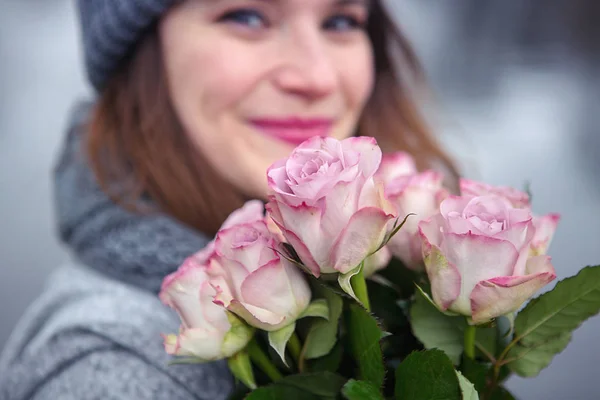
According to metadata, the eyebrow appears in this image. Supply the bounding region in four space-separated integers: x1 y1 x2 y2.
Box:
209 0 372 6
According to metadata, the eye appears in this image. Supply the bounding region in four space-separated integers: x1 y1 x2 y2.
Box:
218 8 268 29
323 15 366 32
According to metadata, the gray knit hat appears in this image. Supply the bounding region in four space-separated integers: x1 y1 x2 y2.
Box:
77 0 177 91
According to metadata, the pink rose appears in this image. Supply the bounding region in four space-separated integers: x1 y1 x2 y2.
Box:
207 219 311 332
190 200 266 264
159 259 253 360
383 168 449 270
221 199 265 229
459 178 560 256
375 151 418 183
531 213 561 256
266 136 396 278
418 195 556 324
460 178 531 209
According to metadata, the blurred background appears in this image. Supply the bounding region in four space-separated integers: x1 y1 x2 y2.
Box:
1 0 598 398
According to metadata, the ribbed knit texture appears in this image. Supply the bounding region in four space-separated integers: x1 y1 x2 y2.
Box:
53 101 210 293
77 0 176 90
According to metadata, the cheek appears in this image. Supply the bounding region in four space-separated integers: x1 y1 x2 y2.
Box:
169 41 259 120
338 40 375 109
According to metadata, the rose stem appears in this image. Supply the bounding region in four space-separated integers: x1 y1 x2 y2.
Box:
247 339 283 382
350 262 371 311
464 324 477 359
288 332 302 364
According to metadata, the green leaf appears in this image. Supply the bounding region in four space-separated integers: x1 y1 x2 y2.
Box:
167 356 207 366
346 303 387 388
507 265 600 376
342 379 384 400
339 265 363 302
306 341 343 373
245 372 346 400
268 323 296 366
502 312 516 338
459 356 488 394
415 284 460 316
226 384 250 400
228 351 256 390
410 289 464 364
302 287 343 360
224 312 255 358
274 372 347 396
299 299 330 321
367 279 409 330
245 385 315 400
394 349 461 400
513 265 600 343
456 370 479 400
410 288 497 365
506 332 571 377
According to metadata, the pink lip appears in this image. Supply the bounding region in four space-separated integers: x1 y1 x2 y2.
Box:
250 117 334 145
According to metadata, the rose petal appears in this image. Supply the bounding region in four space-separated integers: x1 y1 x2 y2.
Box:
462 196 514 222
418 214 445 249
358 178 397 216
363 245 393 277
159 262 210 329
167 327 228 360
440 195 473 218
215 223 277 273
266 201 323 276
421 241 461 311
445 215 481 235
389 178 443 234
387 230 424 270
211 275 236 308
283 261 313 311
341 136 382 179
268 200 332 272
162 333 180 355
442 233 519 315
225 299 286 331
495 220 535 276
470 255 556 323
491 220 533 251
191 242 216 265
221 200 265 229
321 179 362 240
330 206 395 274
240 259 310 324
267 159 294 194
375 151 417 183
208 257 249 299
460 178 530 209
531 213 561 256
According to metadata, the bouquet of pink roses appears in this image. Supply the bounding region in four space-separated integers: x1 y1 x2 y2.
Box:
159 136 600 400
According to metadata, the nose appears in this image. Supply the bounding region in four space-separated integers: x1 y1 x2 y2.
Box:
273 29 338 100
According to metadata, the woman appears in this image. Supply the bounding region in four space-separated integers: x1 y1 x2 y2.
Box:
0 0 457 399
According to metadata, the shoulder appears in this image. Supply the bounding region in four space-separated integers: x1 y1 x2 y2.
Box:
0 264 233 400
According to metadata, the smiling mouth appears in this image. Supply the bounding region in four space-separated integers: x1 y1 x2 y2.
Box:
249 118 334 146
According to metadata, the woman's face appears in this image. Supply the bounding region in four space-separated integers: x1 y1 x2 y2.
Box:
160 0 375 198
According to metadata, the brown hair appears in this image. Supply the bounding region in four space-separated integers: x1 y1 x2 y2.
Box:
86 1 459 237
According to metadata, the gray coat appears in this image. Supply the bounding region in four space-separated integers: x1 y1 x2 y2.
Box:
0 263 233 400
